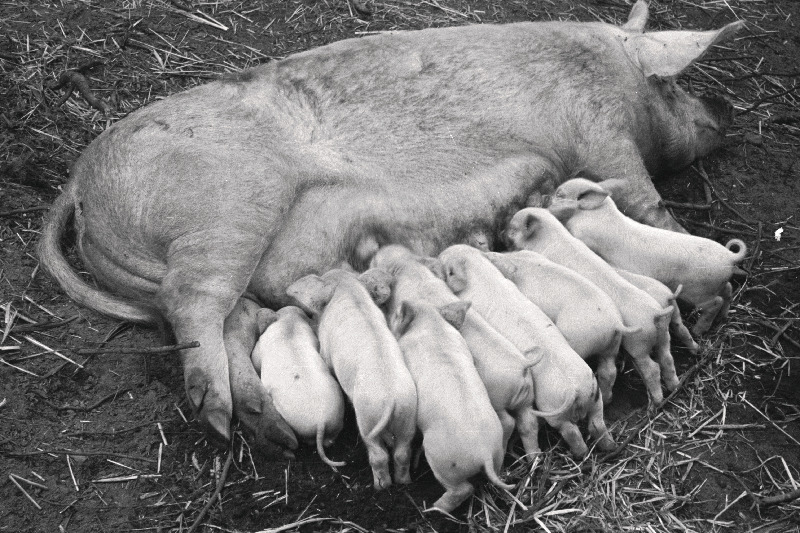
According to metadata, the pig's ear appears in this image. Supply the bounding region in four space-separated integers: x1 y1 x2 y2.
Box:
392 300 417 337
577 188 609 210
438 301 471 331
418 257 446 280
286 274 333 317
255 308 278 335
358 268 393 306
443 258 468 294
520 211 539 237
625 21 745 77
622 0 648 33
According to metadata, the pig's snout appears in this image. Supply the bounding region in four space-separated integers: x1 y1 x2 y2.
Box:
699 96 734 130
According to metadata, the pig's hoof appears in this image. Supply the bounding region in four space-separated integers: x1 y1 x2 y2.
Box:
373 471 392 490
602 390 613 405
235 387 298 458
185 370 232 448
664 375 680 392
596 435 616 452
394 470 412 485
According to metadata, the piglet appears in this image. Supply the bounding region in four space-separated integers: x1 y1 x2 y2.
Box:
390 299 512 513
548 178 747 335
505 208 676 405
483 250 637 404
371 244 559 455
287 268 417 490
438 244 615 458
614 268 699 354
250 306 345 468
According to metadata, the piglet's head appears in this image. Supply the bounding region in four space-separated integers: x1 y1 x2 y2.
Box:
618 0 742 174
505 208 545 249
358 268 393 306
548 178 610 221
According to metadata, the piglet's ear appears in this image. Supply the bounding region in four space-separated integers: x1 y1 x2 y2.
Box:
418 257 446 280
286 274 332 317
255 308 278 335
392 300 417 337
577 188 609 210
443 258 468 294
358 268 393 306
522 212 539 236
624 21 745 77
438 301 471 331
622 0 648 33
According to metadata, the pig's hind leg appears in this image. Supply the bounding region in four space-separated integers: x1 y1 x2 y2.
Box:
224 297 297 458
363 435 392 490
157 227 287 449
692 295 724 336
621 335 665 405
513 407 542 457
586 386 616 452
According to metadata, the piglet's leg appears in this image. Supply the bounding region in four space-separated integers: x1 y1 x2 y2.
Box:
497 410 516 452
557 421 589 459
427 477 474 514
621 339 664 405
363 436 392 490
586 390 616 452
692 295 724 336
595 342 620 405
718 282 734 322
513 407 541 457
224 297 297 458
653 329 680 392
392 436 414 485
670 308 699 354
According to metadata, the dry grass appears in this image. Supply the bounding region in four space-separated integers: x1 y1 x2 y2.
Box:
1 1 799 532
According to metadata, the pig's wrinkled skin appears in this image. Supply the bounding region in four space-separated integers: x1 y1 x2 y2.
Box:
287 269 417 490
549 178 748 336
372 245 558 456
483 250 634 404
614 268 699 354
505 209 676 405
438 245 615 458
36 0 742 452
250 306 345 468
390 299 512 513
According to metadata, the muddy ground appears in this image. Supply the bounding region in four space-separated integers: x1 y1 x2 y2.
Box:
1 1 798 532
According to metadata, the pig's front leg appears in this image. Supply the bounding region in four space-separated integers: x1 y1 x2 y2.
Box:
224 297 298 458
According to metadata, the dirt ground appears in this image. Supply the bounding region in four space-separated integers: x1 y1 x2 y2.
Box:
1 1 798 532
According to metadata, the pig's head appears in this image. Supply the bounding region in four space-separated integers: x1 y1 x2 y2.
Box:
504 208 564 250
615 0 742 175
370 244 416 272
548 178 610 221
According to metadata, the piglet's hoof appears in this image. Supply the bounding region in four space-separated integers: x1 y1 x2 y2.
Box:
234 386 298 459
185 368 233 448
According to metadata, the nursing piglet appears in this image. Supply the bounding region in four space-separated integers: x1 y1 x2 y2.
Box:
438 244 615 458
390 299 512 513
250 306 345 467
287 268 417 490
371 245 547 455
549 178 747 335
505 208 676 404
483 250 635 404
614 268 699 354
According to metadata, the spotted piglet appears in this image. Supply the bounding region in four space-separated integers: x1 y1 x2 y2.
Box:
390 299 512 513
287 268 417 490
549 178 747 335
250 306 345 468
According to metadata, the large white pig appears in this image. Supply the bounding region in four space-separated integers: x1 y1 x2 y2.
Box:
38 1 742 451
548 178 747 335
287 268 417 490
250 306 345 468
390 299 512 513
483 250 635 404
505 208 677 405
437 245 615 458
371 244 556 455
